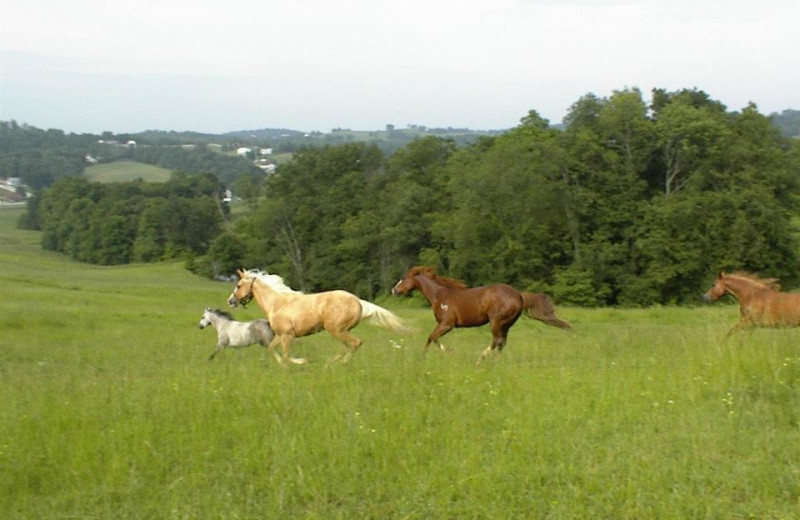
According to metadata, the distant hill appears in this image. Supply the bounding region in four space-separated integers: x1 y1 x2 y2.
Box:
770 109 800 138
119 125 506 156
223 128 306 140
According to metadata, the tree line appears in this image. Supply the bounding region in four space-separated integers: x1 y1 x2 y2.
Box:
21 174 224 265
224 88 799 305
15 87 800 305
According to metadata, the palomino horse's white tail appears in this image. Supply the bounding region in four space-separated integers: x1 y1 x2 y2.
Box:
359 300 409 333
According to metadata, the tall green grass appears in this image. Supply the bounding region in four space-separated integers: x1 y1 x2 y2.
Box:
1 208 798 519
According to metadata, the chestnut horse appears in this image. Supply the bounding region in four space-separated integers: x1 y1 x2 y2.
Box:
228 269 407 366
391 266 527 364
703 271 800 339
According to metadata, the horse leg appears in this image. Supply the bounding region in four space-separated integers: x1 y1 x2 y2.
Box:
325 329 363 367
477 322 510 365
266 336 284 364
424 322 454 355
268 335 309 365
208 345 222 361
208 338 228 361
724 320 751 342
273 334 297 368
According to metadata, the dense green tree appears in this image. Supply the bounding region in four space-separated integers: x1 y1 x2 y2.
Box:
556 90 652 303
208 233 248 278
240 143 383 292
36 174 223 266
39 177 98 252
432 111 571 289
132 198 171 262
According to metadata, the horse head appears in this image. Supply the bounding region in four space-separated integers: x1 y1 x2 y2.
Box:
391 269 420 296
199 308 213 329
228 269 255 308
703 273 728 303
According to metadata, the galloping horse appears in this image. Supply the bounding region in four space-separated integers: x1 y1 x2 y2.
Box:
391 266 526 364
703 271 800 339
199 308 276 362
228 269 407 366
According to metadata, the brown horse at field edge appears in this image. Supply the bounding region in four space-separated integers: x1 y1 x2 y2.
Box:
703 271 800 339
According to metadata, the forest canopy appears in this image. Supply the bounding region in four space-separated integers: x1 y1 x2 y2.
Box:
229 88 799 305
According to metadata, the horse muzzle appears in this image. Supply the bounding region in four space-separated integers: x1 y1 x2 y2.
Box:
228 293 252 308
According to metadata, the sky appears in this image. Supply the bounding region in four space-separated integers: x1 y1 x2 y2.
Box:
1 0 798 134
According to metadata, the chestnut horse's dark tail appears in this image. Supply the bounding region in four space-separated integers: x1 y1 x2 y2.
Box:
520 292 572 330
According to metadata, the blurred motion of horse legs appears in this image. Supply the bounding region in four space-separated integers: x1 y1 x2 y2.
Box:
324 330 363 368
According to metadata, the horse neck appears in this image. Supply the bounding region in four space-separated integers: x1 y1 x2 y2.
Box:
414 275 453 304
251 279 279 310
207 313 227 329
723 277 765 303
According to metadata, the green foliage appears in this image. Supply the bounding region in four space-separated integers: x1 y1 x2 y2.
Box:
35 175 223 265
437 121 570 287
231 88 797 305
208 232 248 278
239 143 391 294
552 265 608 307
9 88 800 305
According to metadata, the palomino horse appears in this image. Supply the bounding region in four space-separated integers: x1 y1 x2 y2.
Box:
228 269 407 366
703 271 800 339
520 292 572 330
391 266 526 364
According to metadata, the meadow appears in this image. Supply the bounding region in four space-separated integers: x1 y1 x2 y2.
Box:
84 160 174 183
0 206 798 519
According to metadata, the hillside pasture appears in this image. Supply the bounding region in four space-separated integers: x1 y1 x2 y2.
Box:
0 208 798 519
85 160 173 183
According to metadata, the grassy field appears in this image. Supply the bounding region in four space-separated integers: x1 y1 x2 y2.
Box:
1 207 798 519
85 160 173 183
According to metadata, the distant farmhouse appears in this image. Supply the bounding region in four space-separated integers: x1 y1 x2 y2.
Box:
0 177 29 204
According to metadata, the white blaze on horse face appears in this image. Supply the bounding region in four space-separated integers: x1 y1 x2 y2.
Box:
391 279 403 295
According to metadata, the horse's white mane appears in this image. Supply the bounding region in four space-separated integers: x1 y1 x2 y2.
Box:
245 269 302 294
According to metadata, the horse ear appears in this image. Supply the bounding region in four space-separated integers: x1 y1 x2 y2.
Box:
237 268 246 278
